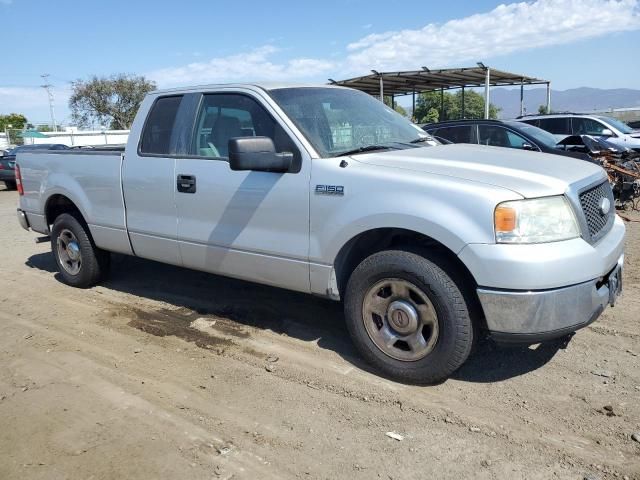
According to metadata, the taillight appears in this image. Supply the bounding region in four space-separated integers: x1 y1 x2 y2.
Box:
15 164 24 195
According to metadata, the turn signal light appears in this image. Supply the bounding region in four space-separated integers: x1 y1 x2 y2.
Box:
494 205 516 232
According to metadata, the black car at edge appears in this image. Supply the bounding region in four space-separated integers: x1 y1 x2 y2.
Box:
422 119 590 161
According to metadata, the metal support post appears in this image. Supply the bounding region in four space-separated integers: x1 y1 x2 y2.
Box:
484 68 491 119
546 82 551 114
461 86 466 119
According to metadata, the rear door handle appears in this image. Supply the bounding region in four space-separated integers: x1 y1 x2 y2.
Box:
177 174 196 193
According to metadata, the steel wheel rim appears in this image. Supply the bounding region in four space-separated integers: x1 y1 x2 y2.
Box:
362 278 439 362
57 228 82 275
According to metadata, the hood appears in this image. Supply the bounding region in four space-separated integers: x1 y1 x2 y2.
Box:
353 144 605 198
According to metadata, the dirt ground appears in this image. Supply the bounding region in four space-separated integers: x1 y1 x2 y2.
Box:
0 185 638 480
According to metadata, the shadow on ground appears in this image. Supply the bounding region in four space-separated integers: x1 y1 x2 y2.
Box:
25 251 562 385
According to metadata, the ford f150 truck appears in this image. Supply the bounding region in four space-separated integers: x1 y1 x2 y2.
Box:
16 84 625 383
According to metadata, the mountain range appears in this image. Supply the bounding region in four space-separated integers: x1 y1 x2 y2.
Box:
491 87 640 119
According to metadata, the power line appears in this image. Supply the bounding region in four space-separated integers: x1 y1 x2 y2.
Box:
40 74 58 132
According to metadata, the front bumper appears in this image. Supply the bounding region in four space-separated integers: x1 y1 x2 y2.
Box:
478 254 624 343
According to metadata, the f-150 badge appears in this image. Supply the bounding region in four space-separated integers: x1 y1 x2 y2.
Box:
315 185 344 196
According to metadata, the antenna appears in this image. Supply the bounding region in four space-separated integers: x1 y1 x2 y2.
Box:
40 74 58 132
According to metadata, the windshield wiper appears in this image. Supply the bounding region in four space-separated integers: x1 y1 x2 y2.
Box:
410 136 434 144
332 144 401 157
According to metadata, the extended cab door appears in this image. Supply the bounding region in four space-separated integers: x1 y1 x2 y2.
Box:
122 94 197 265
174 90 311 292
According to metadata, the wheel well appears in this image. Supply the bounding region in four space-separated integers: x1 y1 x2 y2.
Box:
334 228 485 327
45 194 83 227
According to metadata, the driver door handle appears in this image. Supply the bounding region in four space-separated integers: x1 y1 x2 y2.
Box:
177 174 196 193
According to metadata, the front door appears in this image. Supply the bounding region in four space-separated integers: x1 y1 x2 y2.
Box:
174 91 311 292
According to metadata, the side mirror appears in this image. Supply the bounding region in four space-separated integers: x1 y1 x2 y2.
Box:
600 128 614 137
228 137 293 173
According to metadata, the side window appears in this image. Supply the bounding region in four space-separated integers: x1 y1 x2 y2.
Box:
479 125 508 147
522 119 539 127
140 96 183 155
572 118 606 135
191 94 299 162
433 126 474 144
538 118 569 135
479 126 530 149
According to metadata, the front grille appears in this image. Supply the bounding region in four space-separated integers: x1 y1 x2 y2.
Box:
578 181 615 242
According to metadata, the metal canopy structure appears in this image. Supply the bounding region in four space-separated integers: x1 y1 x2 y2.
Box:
330 65 551 119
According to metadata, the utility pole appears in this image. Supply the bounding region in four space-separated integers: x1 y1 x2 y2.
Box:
40 74 58 132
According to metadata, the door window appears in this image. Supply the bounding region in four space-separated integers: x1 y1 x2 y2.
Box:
572 117 607 135
191 94 299 162
139 95 184 155
478 125 531 149
432 126 474 143
538 117 570 135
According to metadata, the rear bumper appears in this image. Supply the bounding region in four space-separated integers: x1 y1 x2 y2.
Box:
17 208 30 231
479 254 624 343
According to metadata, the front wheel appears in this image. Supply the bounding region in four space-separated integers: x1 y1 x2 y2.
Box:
51 213 110 288
344 250 474 384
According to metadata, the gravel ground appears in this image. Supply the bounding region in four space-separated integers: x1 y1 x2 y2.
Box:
0 185 638 480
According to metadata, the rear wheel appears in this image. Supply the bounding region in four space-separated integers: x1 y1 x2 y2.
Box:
51 213 110 288
4 180 16 190
344 250 474 384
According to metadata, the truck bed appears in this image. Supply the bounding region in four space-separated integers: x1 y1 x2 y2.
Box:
18 150 132 255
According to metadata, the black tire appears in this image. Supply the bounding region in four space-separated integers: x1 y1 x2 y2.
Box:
51 213 110 288
4 180 16 190
344 250 474 384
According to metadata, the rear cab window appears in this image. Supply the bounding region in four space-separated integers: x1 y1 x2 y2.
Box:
139 95 184 155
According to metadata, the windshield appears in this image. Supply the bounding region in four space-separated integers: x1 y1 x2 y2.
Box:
268 87 430 157
505 121 559 148
597 116 634 134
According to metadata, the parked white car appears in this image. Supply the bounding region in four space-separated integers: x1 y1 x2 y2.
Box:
517 113 640 151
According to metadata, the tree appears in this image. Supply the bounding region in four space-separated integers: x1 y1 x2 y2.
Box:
413 90 500 123
383 96 408 117
0 113 28 131
69 74 156 129
538 104 549 114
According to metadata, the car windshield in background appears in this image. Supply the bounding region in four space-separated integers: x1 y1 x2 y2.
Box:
505 121 559 148
269 87 430 157
597 116 634 134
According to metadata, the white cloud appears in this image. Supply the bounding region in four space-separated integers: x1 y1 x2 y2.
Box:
149 45 336 87
346 0 640 72
0 86 71 124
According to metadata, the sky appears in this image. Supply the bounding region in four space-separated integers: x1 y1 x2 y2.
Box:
1 0 639 125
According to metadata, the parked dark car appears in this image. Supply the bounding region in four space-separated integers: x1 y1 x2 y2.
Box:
422 119 590 161
1 144 69 190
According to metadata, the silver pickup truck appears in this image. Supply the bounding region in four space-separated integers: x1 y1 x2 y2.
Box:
16 84 625 383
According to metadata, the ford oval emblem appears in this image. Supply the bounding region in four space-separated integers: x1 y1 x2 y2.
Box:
599 197 611 216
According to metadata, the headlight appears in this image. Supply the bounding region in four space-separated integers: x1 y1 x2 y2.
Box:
494 196 580 244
